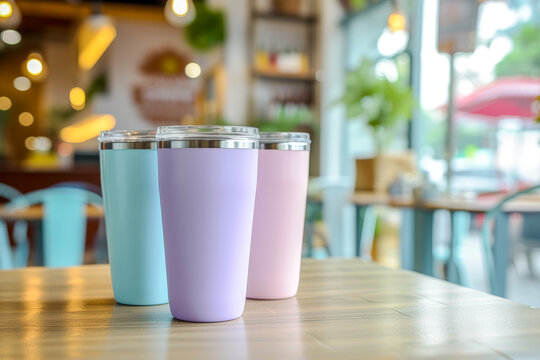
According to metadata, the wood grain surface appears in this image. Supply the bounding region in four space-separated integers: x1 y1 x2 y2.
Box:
350 191 540 213
1 259 540 359
422 194 540 213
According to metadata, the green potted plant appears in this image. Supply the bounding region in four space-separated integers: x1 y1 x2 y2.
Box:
338 58 416 192
184 0 226 52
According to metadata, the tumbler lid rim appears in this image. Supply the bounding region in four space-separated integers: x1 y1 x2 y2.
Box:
98 130 156 143
157 125 259 141
260 132 311 144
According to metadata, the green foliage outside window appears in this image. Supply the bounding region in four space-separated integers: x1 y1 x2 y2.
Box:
495 24 540 78
338 59 415 153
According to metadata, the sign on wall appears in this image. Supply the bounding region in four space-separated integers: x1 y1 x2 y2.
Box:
133 49 200 125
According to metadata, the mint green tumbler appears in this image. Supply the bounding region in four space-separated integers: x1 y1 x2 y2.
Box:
98 130 168 305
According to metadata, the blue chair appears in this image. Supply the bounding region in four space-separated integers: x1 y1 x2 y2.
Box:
482 184 540 296
5 187 102 267
50 181 107 263
50 181 102 195
304 196 330 258
0 184 29 269
516 213 540 278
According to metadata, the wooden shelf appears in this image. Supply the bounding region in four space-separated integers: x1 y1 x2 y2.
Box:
252 68 316 82
252 11 317 24
249 1 321 177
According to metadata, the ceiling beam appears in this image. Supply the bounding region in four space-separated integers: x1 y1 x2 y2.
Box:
17 1 166 22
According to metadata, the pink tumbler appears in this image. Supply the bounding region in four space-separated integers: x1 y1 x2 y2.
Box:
157 125 259 322
247 132 310 300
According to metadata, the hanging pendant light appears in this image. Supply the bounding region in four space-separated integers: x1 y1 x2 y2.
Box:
388 11 406 32
387 0 406 33
78 13 117 70
164 0 196 27
0 0 21 29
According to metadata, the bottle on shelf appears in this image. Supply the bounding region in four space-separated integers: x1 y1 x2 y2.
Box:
299 51 310 73
255 45 270 71
254 44 311 75
262 90 313 125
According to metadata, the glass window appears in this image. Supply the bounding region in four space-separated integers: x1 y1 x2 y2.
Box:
418 0 540 193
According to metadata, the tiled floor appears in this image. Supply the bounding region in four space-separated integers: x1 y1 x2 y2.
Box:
459 231 540 308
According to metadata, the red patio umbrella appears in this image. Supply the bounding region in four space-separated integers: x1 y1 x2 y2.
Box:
455 77 540 121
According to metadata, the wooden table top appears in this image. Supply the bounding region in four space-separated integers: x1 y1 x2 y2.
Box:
349 191 400 206
2 259 540 359
350 191 540 213
422 195 540 213
0 204 104 221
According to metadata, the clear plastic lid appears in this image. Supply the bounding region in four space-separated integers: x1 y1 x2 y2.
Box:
260 132 311 144
259 132 311 151
98 130 156 143
157 125 259 141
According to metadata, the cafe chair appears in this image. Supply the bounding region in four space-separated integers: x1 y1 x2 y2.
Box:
50 181 107 263
0 183 29 270
482 184 540 297
514 213 540 278
304 195 330 257
4 187 102 268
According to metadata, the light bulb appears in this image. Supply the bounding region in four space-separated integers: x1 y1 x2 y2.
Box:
164 0 196 27
172 0 189 16
0 0 21 29
388 12 406 32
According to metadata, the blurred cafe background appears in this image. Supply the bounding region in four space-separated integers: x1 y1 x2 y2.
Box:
2 0 540 306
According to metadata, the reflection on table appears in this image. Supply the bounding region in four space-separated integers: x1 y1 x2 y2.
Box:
2 259 540 359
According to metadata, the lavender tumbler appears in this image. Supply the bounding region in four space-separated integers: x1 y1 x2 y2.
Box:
157 125 259 322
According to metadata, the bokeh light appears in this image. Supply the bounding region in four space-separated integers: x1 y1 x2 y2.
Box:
60 114 116 143
25 136 51 152
185 62 201 79
0 1 13 18
18 112 34 126
69 87 86 110
57 142 73 157
1 29 20 45
13 76 31 91
0 96 11 110
24 136 36 150
26 58 43 76
34 137 52 152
